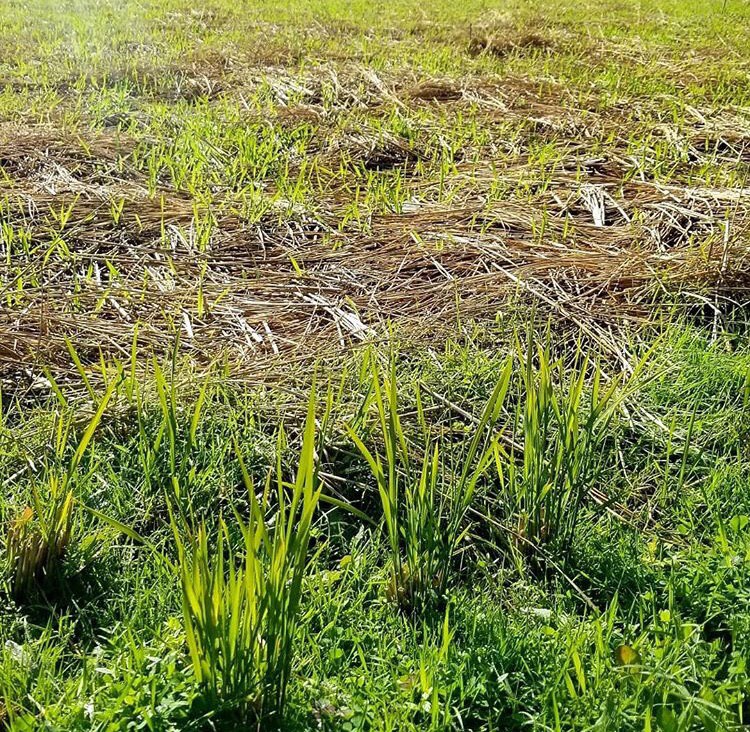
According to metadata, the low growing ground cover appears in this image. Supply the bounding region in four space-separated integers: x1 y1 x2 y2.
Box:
1 0 749 729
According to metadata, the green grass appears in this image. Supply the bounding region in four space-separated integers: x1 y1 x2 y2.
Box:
1 0 750 729
0 326 748 730
172 389 321 725
348 352 511 612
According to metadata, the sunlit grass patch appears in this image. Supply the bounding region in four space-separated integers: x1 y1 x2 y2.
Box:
1 0 750 729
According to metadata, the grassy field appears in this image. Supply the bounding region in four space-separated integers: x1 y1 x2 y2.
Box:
1 0 750 729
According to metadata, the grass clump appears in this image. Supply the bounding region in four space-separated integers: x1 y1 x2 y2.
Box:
173 391 322 726
349 354 512 612
496 342 621 565
2 381 115 599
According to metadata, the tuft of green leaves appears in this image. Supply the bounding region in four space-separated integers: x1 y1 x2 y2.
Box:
172 388 322 725
2 377 116 599
495 339 620 565
349 353 512 612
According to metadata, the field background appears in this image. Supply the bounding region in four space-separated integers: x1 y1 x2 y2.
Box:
1 0 749 730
